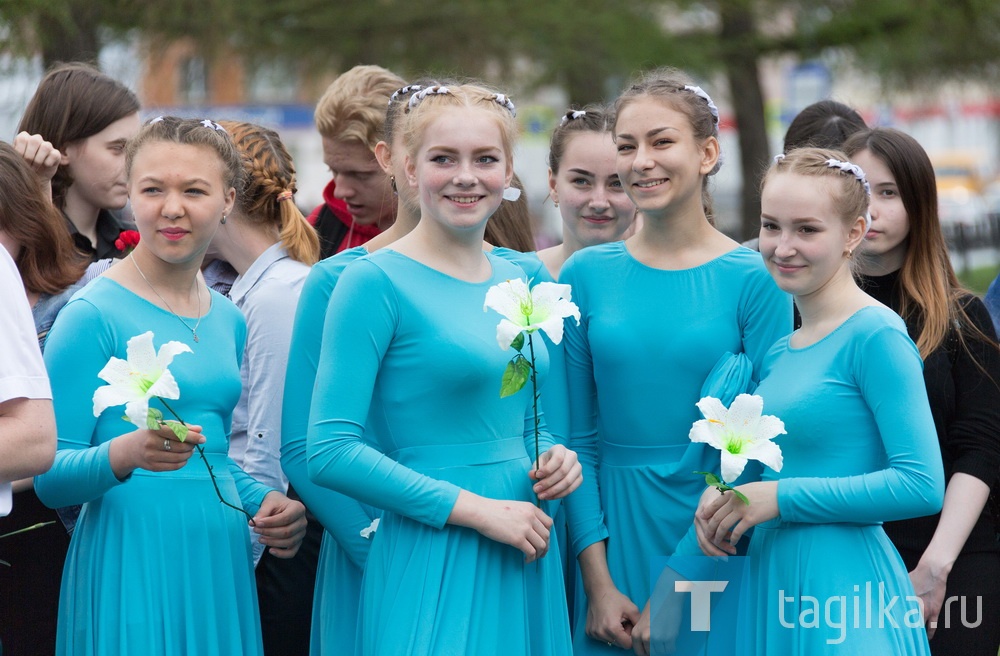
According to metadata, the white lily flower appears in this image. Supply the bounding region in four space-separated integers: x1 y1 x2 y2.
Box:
689 393 785 483
92 331 192 429
483 278 581 349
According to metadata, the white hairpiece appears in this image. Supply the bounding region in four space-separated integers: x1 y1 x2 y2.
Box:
149 116 165 125
200 119 227 133
825 158 872 231
683 85 720 126
559 110 587 127
389 84 423 105
408 85 452 110
493 93 517 117
773 154 785 164
502 186 522 202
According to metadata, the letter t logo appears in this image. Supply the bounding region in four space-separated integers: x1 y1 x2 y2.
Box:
675 580 728 631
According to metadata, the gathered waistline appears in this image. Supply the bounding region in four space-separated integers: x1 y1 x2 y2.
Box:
390 436 528 470
601 441 690 467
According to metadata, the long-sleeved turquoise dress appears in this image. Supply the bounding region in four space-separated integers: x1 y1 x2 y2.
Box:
282 245 379 656
559 242 790 654
734 306 944 653
306 249 572 655
34 277 273 655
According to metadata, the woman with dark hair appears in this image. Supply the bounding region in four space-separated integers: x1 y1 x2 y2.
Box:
0 139 90 655
844 127 1000 655
17 61 141 262
783 99 867 153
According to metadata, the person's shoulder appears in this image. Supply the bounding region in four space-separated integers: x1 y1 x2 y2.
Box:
486 249 539 280
562 241 624 274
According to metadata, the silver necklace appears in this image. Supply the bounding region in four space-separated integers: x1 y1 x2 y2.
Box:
130 253 203 342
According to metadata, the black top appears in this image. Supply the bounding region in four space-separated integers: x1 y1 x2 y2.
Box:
860 270 1000 558
64 208 133 262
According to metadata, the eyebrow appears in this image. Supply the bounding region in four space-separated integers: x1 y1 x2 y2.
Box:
137 175 213 186
760 213 824 223
566 167 595 177
615 126 680 141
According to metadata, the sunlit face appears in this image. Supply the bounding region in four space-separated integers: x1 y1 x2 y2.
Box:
549 131 635 248
405 106 512 237
62 112 141 214
128 141 236 266
850 149 909 271
322 137 396 227
614 97 718 218
759 172 862 299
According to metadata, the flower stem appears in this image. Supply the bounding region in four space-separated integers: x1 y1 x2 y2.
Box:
158 398 256 526
527 332 541 507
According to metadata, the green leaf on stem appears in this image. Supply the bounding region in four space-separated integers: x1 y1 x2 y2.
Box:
510 332 525 352
500 355 531 398
694 471 721 488
146 407 164 430
163 420 189 443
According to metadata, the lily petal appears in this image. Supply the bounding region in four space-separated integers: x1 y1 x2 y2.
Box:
743 439 784 473
156 341 193 369
534 316 568 345
124 399 151 429
126 332 160 377
754 414 787 442
720 451 749 484
726 394 764 431
93 384 138 417
496 319 525 350
147 369 182 402
689 419 724 450
695 396 728 422
95 356 134 386
484 279 530 324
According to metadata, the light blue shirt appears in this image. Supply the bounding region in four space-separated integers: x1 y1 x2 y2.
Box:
228 243 309 562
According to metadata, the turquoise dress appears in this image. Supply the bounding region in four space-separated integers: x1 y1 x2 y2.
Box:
735 306 944 654
307 249 572 655
35 278 273 655
559 242 790 654
282 245 380 656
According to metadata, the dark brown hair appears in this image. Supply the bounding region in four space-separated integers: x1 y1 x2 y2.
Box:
548 105 615 174
17 62 140 210
783 100 867 154
0 142 88 294
485 173 535 252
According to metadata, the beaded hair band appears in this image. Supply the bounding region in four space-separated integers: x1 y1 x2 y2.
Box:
389 84 424 105
276 190 294 203
147 116 227 133
773 154 872 230
559 110 587 127
493 93 517 117
682 85 720 126
407 85 452 110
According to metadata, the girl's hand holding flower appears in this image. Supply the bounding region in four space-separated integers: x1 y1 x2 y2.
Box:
252 492 308 559
530 444 582 500
109 422 205 480
696 480 779 556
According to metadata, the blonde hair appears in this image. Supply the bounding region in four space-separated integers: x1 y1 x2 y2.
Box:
314 65 405 150
402 83 520 162
764 147 869 229
218 120 320 265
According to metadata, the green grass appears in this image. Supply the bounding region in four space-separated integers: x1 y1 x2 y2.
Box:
957 264 1000 297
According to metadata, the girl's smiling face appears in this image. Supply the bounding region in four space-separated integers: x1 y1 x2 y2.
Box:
405 106 512 236
550 131 635 247
614 96 718 218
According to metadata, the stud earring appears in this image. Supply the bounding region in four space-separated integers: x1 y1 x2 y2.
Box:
390 176 398 194
221 214 227 225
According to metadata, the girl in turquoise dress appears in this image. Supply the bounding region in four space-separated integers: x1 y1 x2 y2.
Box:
306 83 581 655
561 68 790 653
35 117 307 655
691 148 945 654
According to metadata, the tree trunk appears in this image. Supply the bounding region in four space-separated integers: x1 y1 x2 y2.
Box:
39 4 102 68
720 1 770 242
